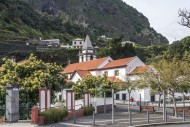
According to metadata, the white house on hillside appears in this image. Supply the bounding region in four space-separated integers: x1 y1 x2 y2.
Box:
72 38 84 49
63 35 159 102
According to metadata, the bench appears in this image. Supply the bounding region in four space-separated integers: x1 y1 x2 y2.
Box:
176 107 190 114
141 106 155 113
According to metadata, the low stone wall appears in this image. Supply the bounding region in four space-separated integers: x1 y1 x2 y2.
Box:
97 104 112 113
0 118 4 124
64 109 84 120
32 106 85 125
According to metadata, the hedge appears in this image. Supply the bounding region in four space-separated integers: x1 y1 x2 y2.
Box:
84 106 95 116
39 107 68 124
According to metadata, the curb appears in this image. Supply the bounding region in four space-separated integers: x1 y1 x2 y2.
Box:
132 121 190 127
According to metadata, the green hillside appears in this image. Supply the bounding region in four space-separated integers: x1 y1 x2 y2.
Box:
0 0 86 43
24 0 169 45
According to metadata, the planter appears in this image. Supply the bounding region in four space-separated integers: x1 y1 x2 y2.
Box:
0 118 4 123
77 109 84 117
64 109 84 120
38 116 45 125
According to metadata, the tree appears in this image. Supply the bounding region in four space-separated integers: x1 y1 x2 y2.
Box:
0 54 65 104
117 75 139 112
178 9 190 28
139 66 166 111
72 75 113 99
98 37 136 60
142 58 190 117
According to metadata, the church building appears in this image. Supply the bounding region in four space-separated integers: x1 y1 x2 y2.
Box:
63 35 158 102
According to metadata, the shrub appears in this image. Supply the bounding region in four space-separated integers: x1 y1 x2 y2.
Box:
0 116 4 122
84 106 95 116
39 107 68 124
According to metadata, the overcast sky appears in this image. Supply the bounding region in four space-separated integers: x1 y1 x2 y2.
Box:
123 0 190 43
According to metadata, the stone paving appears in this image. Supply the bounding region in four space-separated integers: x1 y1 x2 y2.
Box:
1 104 190 127
45 105 190 127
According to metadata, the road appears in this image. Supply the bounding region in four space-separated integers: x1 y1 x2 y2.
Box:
1 104 190 127
154 124 190 127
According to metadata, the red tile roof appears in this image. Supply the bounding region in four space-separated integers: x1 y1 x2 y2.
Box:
101 57 134 69
107 76 123 83
130 66 150 75
63 57 108 74
76 70 91 78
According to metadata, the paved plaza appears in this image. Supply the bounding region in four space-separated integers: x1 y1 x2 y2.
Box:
1 104 190 127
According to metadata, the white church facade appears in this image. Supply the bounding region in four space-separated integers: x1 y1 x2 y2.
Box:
63 35 159 102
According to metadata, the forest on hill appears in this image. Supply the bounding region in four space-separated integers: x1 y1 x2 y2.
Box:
1 0 186 67
1 36 190 67
24 0 169 46
0 0 168 46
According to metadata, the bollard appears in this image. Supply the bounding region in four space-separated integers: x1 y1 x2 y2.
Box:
165 110 167 122
112 89 115 124
93 111 95 126
139 94 142 112
183 109 185 122
73 109 76 124
147 110 149 124
129 111 132 126
104 92 106 114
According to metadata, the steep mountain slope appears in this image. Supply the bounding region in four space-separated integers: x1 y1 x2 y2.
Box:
0 0 86 43
25 0 169 45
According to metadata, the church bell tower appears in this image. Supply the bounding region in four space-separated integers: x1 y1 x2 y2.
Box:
79 35 97 63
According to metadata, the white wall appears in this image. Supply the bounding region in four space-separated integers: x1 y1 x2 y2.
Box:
82 49 94 53
99 67 126 81
126 56 145 74
71 72 82 83
91 98 113 106
114 88 153 102
90 70 98 76
74 98 113 110
98 56 146 81
72 40 84 47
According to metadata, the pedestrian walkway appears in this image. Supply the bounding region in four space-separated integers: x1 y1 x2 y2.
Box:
46 105 189 127
0 121 37 127
1 105 190 127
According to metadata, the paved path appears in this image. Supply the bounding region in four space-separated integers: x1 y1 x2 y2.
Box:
151 124 190 127
1 105 190 127
46 105 190 127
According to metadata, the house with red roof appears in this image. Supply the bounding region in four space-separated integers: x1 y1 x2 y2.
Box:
61 35 158 102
